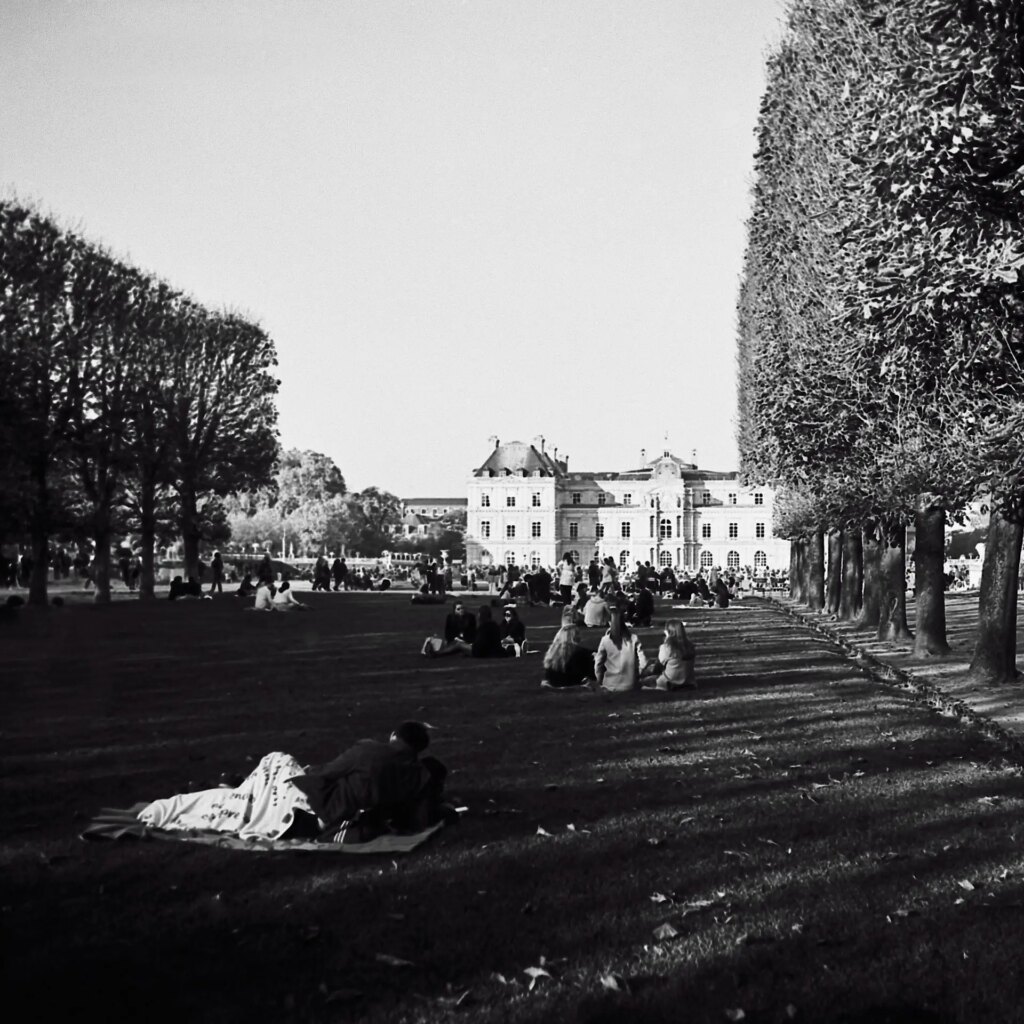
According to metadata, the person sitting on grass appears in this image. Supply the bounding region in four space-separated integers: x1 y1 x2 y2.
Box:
583 589 612 628
471 605 505 658
421 600 477 656
168 575 203 601
642 618 696 691
236 573 256 598
271 580 310 611
540 624 596 689
627 581 654 627
250 579 275 611
500 607 527 656
593 607 648 692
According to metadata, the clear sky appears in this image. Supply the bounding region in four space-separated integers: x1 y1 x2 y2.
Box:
1 0 784 497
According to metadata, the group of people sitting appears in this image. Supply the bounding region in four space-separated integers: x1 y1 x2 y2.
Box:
236 574 310 612
421 601 528 658
542 610 696 692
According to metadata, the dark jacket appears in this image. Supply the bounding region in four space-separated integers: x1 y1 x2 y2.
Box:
444 612 476 643
290 738 430 833
472 621 504 658
501 617 526 645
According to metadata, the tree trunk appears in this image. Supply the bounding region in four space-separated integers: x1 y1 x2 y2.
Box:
838 528 863 621
967 505 1023 685
789 540 800 600
28 461 49 606
792 538 808 603
805 528 825 611
181 488 201 580
92 523 112 603
825 528 843 615
877 517 912 644
913 501 951 658
139 476 157 600
855 524 881 629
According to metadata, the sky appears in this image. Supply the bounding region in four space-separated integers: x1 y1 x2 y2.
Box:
1 0 785 497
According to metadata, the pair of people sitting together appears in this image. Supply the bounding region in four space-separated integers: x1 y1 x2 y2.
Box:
541 611 696 692
248 579 310 612
421 601 528 658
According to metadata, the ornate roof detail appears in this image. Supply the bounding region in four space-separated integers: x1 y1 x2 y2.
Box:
474 440 564 478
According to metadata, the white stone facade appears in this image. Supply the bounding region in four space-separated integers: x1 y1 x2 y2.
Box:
465 440 789 573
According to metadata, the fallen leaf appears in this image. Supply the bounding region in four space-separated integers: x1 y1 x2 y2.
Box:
650 892 670 904
567 824 576 831
958 879 975 891
647 837 664 847
375 953 414 967
785 1005 798 1020
492 973 510 985
536 826 553 837
524 966 552 990
724 1010 746 1022
600 973 630 993
653 922 678 940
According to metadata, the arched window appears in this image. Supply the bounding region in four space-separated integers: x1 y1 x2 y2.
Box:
727 551 741 569
505 552 517 566
619 549 630 568
659 518 672 540
659 551 673 567
530 551 542 568
700 551 714 568
754 550 768 568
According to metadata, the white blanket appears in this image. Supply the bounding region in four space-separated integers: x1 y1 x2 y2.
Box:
138 752 314 841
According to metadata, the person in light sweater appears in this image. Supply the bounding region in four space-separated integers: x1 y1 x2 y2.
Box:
583 589 612 628
593 607 647 692
643 618 696 691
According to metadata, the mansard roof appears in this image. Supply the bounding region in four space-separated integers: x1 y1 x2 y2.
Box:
474 440 564 478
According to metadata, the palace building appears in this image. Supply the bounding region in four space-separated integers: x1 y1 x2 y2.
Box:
464 437 789 573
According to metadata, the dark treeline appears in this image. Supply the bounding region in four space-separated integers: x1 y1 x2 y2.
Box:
739 0 1024 683
0 199 280 604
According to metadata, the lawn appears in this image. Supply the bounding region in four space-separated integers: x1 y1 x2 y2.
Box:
3 593 1024 1023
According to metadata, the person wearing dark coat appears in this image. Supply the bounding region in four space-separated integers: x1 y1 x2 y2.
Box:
257 553 275 586
471 605 505 658
532 566 553 605
288 721 446 840
312 555 331 592
500 607 527 655
210 551 225 594
629 583 655 627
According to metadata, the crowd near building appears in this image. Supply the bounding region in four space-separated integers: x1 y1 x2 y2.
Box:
464 438 790 572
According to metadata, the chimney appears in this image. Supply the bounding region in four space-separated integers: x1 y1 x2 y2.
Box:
488 435 499 449
553 447 558 461
564 454 569 469
641 448 646 462
534 435 545 453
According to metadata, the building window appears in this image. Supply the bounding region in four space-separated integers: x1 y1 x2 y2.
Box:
506 552 516 565
701 523 711 539
571 492 581 505
595 523 604 539
569 522 579 539
531 521 541 538
623 493 633 506
506 524 516 539
530 551 542 568
728 492 737 505
481 493 491 507
754 550 767 567
621 522 631 539
659 551 673 567
506 494 516 507
532 492 541 507
702 490 711 505
619 550 630 567
700 551 714 568
728 522 739 539
754 492 764 506
659 518 672 540
727 551 741 569
597 493 606 505
756 522 766 538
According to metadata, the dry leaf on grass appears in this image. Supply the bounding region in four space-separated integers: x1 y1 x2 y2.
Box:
724 1009 746 1022
375 953 414 967
600 973 630 993
653 922 678 940
536 826 553 837
958 879 975 891
524 966 552 990
650 892 671 904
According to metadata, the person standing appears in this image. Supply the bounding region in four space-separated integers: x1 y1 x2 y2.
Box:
588 558 601 591
331 555 345 591
257 553 274 587
558 554 575 606
209 551 225 595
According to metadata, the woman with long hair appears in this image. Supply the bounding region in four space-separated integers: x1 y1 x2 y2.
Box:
594 607 647 692
644 618 696 691
471 605 505 658
540 624 596 689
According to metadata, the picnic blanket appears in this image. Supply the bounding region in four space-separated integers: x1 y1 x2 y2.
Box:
82 807 443 853
82 750 444 854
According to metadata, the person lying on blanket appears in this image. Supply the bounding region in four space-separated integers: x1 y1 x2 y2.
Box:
137 721 447 844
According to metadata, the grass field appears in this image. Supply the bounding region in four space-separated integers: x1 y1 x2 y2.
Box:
3 593 1024 1023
